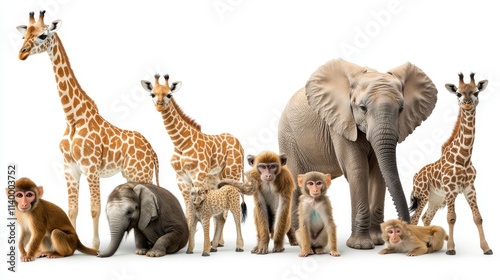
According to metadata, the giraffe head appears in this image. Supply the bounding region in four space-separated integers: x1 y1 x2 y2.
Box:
445 73 488 111
17 11 61 61
141 74 182 111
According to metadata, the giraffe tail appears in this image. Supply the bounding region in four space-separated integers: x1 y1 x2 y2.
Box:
408 194 419 213
153 150 160 186
240 201 247 223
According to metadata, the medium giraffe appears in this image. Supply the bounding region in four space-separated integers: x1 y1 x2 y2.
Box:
409 73 492 255
16 11 160 250
141 74 245 248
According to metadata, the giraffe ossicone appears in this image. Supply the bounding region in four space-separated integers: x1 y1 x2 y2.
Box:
17 11 160 250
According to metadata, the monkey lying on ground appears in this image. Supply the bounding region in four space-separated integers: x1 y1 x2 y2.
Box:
296 171 340 257
6 177 98 262
379 219 448 256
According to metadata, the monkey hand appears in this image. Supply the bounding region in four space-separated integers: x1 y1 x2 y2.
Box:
299 249 314 257
20 254 36 262
329 250 341 257
251 245 269 254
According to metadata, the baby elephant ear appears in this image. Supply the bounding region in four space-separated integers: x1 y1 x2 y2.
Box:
133 184 159 230
387 62 438 143
305 58 367 141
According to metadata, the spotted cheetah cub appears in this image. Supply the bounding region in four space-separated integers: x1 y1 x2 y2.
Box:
187 178 255 256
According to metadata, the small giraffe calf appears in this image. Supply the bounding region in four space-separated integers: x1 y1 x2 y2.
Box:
409 73 492 255
187 180 255 256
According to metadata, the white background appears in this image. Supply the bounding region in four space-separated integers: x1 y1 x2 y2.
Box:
1 1 499 279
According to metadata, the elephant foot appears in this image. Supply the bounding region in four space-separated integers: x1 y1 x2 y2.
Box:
369 230 384 246
146 249 166 257
135 249 148 255
346 233 375 249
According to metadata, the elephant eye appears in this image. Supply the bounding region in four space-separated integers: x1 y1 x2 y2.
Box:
359 104 367 113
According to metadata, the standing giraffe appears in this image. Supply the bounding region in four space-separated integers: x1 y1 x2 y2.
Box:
409 73 492 255
141 74 245 250
16 11 160 250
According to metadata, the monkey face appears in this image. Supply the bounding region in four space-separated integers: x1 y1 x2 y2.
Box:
306 180 324 197
385 226 403 245
257 163 279 182
14 191 36 212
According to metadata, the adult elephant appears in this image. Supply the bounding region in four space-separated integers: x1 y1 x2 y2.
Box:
278 58 438 249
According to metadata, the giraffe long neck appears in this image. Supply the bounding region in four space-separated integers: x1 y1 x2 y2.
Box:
161 98 200 151
446 108 476 164
48 33 98 125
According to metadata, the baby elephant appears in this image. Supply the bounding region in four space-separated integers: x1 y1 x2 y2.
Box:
98 182 188 257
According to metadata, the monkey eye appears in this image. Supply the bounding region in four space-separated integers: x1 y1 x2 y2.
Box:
25 192 35 197
15 192 24 198
395 228 402 234
387 229 394 234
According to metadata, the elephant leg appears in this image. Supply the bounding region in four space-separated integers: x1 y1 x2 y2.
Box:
368 160 385 245
344 159 373 249
134 229 149 255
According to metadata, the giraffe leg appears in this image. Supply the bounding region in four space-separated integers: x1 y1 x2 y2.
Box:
64 164 81 229
464 186 493 255
445 196 457 255
86 174 101 250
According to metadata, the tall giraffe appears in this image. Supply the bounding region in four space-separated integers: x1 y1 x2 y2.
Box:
141 74 245 249
16 11 160 250
409 73 492 255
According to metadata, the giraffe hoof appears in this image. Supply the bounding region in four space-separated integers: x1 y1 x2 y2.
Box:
446 249 456 255
484 249 493 255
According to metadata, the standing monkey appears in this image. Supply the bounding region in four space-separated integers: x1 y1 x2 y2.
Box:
6 177 98 262
234 151 298 254
379 219 447 256
296 171 340 257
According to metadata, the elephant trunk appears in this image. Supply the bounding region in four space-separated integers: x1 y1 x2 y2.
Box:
369 121 411 223
98 220 127 258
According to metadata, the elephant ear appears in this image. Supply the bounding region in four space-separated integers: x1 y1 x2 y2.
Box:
133 184 159 230
387 62 438 143
305 58 368 141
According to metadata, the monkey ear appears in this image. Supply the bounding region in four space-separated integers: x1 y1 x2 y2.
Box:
325 174 332 187
279 153 288 166
37 186 44 198
247 155 256 166
297 174 304 187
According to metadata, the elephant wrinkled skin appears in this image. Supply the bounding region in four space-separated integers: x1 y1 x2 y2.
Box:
278 58 438 250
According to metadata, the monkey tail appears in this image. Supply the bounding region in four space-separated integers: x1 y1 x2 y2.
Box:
240 201 247 223
77 240 99 256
